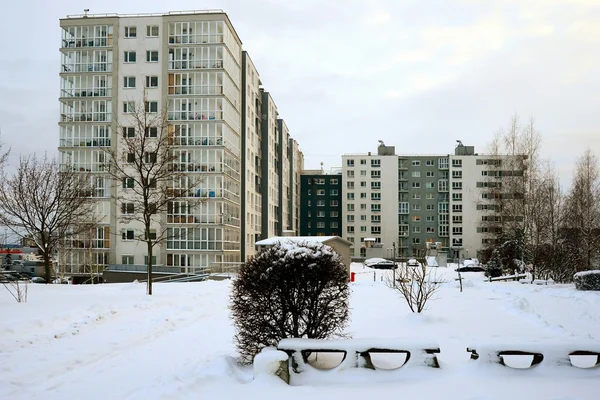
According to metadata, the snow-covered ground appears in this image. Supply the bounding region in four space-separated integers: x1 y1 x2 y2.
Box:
1 263 599 399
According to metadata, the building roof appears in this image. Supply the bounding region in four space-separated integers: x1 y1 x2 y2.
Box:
255 236 351 246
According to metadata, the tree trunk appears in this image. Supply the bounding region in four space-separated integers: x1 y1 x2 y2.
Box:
43 251 52 284
147 240 153 295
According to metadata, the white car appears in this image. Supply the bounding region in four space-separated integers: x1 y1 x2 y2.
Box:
407 258 420 267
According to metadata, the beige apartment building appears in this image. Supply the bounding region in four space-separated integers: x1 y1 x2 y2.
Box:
58 10 303 274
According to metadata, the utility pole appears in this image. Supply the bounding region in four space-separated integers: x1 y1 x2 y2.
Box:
392 241 396 287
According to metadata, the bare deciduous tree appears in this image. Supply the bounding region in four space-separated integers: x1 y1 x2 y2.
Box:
386 260 442 313
104 94 202 295
0 155 95 283
563 149 600 271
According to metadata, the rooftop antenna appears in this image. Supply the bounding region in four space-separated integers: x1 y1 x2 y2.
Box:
320 162 324 173
83 9 90 17
378 140 385 146
456 140 463 147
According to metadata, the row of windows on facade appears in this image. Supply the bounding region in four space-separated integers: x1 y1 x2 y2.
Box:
345 158 462 168
344 226 463 235
124 25 160 39
307 178 339 185
347 170 464 179
345 203 463 213
346 181 462 190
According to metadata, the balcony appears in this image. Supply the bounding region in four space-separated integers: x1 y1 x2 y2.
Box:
61 63 113 73
61 113 112 123
168 111 222 121
170 137 223 146
60 88 112 98
168 60 223 70
168 34 224 45
59 138 111 148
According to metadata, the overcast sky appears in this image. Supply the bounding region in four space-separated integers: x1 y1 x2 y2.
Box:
1 0 598 186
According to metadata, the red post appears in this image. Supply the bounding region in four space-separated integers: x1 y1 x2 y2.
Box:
350 272 355 282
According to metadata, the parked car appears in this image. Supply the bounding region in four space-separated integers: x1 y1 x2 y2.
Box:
407 258 420 267
31 277 46 283
364 258 398 269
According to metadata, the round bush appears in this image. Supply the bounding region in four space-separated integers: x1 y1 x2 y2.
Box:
230 242 350 363
574 270 600 291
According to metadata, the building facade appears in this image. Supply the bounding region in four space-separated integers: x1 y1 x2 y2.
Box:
341 142 522 260
58 10 303 272
299 170 343 237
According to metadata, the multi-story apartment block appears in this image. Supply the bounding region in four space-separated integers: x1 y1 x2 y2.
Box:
59 10 303 273
341 142 522 260
300 170 343 237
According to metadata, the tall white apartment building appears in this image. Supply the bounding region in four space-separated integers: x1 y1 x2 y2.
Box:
58 10 303 274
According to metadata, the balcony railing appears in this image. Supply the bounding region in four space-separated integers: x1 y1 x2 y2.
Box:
59 138 111 147
168 60 223 70
61 88 112 98
170 137 223 146
168 86 223 95
61 113 112 122
62 63 113 73
168 34 224 45
168 112 222 121
62 38 111 48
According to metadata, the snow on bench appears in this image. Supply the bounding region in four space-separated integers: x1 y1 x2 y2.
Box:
489 273 527 282
277 338 441 373
467 341 600 370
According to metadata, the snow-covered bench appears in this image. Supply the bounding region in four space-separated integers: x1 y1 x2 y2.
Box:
277 338 440 374
467 342 600 370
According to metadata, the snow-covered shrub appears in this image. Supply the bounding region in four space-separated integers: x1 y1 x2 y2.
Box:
484 250 503 278
230 242 350 364
574 270 600 291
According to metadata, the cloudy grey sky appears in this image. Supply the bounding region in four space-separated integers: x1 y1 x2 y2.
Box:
1 0 599 186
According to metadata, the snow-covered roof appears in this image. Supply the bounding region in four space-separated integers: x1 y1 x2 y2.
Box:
255 236 350 246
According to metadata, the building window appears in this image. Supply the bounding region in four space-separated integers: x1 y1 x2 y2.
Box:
126 153 135 163
122 255 135 265
146 50 159 62
426 204 435 211
330 178 338 185
371 159 381 167
122 229 135 240
124 26 137 38
347 193 355 200
371 170 381 178
144 256 158 266
426 160 434 166
121 203 135 214
452 182 463 190
360 193 367 199
398 202 409 214
371 215 381 223
412 215 421 222
347 170 354 178
453 215 463 223
439 158 449 169
330 200 338 207
371 193 381 200
452 170 463 179
426 215 435 222
145 101 158 113
371 204 381 212
426 227 435 233
426 193 434 199
452 204 463 213
123 76 136 88
371 182 381 189
371 226 381 234
360 204 367 210
347 204 354 211
452 227 463 235
412 171 421 177
426 171 435 177
317 222 325 228
317 200 325 207
361 181 367 187
452 159 463 167
146 25 159 37
330 189 338 195
347 215 354 222
347 182 354 189
316 189 325 195
330 211 338 217
360 159 367 165
425 182 435 189
452 193 463 201
412 182 421 188
145 76 159 88
145 127 158 137
123 127 135 137
413 226 421 233
412 160 420 166
412 193 421 199
122 177 135 189
124 51 137 63
412 204 421 210
347 226 355 233
347 159 354 167
330 222 338 228
123 101 136 113
412 238 421 244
